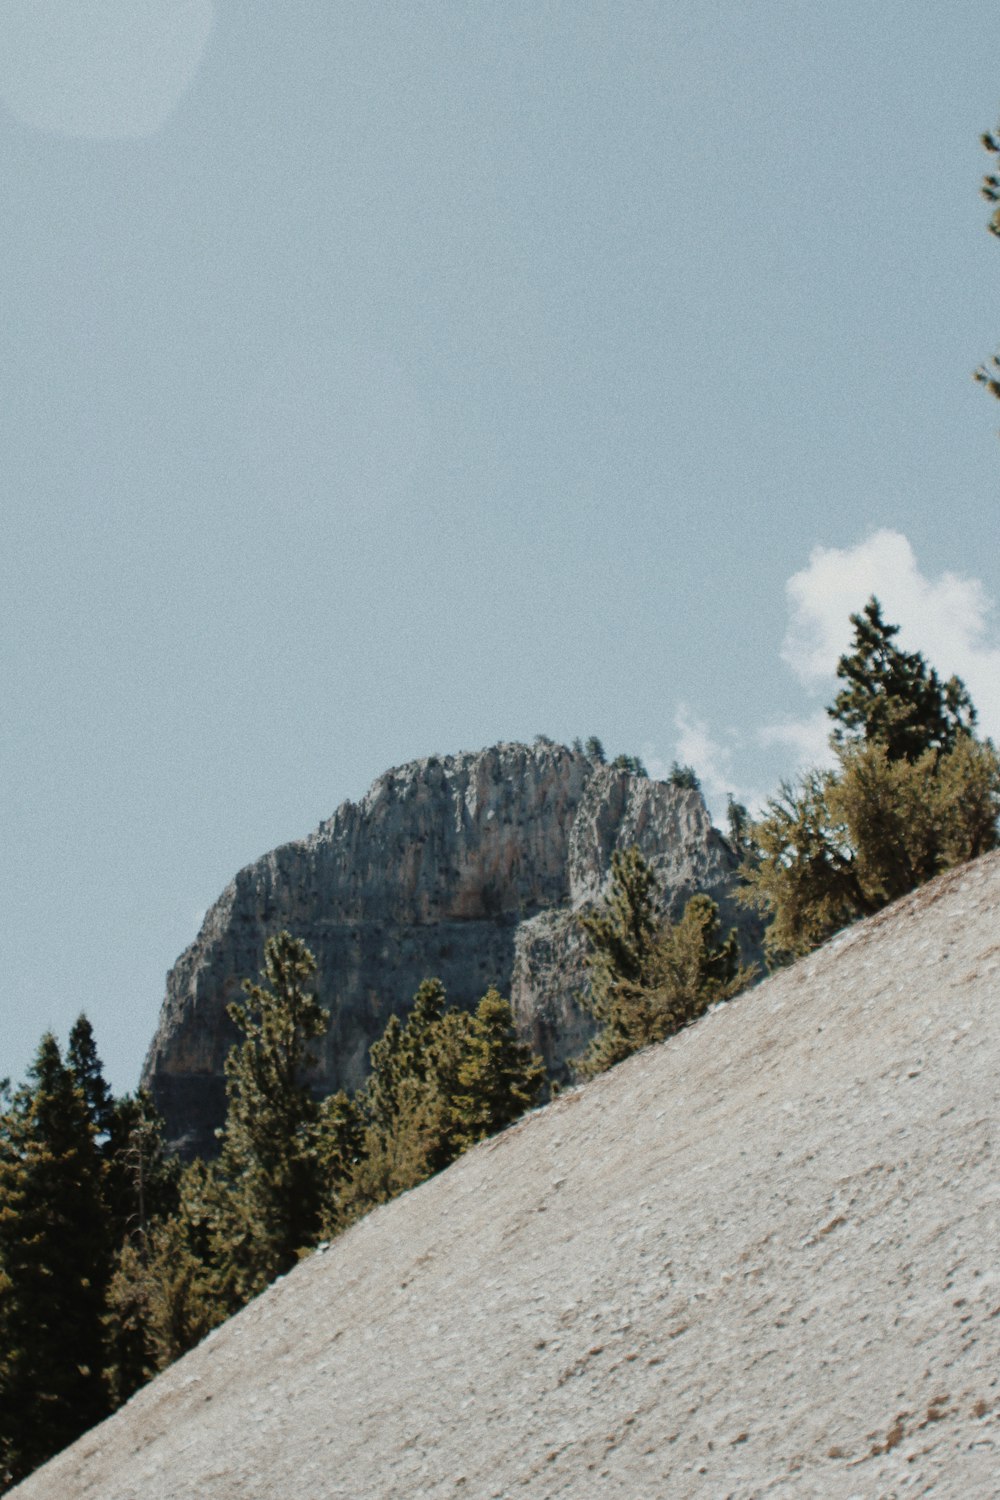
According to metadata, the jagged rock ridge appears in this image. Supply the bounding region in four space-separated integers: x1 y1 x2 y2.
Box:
22 853 1000 1498
142 741 751 1155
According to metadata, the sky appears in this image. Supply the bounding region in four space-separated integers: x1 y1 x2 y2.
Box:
3 2 999 1095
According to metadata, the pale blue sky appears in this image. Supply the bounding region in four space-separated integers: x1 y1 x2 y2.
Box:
3 2 999 1093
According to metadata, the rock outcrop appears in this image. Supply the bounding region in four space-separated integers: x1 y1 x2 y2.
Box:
24 853 1000 1499
142 741 752 1156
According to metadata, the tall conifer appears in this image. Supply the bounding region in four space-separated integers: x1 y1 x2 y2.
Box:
0 1035 111 1486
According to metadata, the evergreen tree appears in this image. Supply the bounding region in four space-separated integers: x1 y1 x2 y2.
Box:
101 1091 181 1407
744 603 1000 962
213 931 329 1301
611 753 649 777
452 989 545 1147
348 981 472 1208
347 979 546 1213
667 761 701 791
316 1090 364 1236
829 597 975 762
576 851 751 1077
579 846 660 1009
584 736 607 765
725 795 755 863
67 1014 114 1138
0 1035 111 1486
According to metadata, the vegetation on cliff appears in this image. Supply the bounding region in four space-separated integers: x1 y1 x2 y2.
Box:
574 847 753 1077
740 598 1000 963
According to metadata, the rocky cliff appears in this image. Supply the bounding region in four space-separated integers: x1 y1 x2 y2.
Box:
142 741 752 1155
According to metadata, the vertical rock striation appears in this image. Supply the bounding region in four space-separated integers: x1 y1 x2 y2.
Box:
142 741 754 1155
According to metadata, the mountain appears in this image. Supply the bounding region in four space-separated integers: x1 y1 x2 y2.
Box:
18 851 1000 1498
141 740 753 1156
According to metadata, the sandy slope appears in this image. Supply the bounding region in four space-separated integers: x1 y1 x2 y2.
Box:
16 853 1000 1499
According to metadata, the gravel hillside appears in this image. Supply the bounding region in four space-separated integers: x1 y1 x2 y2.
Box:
16 853 1000 1499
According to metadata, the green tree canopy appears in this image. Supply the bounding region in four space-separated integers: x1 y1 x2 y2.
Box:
213 931 329 1300
829 597 975 762
576 847 752 1077
0 1034 112 1486
743 603 1000 962
346 979 544 1216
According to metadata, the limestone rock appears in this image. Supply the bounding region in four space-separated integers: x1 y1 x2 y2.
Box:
142 741 753 1155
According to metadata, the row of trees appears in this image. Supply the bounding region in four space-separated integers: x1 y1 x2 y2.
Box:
0 957 544 1488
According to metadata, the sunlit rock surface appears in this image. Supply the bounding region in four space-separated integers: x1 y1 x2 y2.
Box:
142 741 750 1156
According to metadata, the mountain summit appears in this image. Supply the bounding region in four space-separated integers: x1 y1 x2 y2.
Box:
142 740 751 1155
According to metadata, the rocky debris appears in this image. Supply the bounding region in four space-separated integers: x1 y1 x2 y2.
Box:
141 742 753 1156
21 852 1000 1499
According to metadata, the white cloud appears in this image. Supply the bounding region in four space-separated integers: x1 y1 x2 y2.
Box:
646 711 767 821
757 710 834 770
779 529 1000 741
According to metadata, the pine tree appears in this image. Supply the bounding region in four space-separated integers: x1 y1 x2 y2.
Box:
975 123 1000 400
579 846 660 1011
348 981 472 1208
667 761 701 791
67 1014 114 1138
452 989 545 1147
0 1035 112 1486
829 597 975 762
347 979 546 1212
576 852 751 1077
101 1091 181 1407
744 601 1000 961
213 931 329 1301
105 1157 226 1390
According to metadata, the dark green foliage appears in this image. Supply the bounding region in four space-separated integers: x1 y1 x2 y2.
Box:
611 753 648 777
829 597 975 762
100 1092 182 1406
345 979 544 1216
102 1090 180 1253
104 1158 228 1393
213 931 329 1300
67 1014 114 1138
725 795 755 863
0 956 544 1449
452 988 546 1149
0 1034 112 1486
579 846 660 1008
976 124 1000 398
584 736 607 764
667 761 701 791
576 848 752 1077
744 602 1000 962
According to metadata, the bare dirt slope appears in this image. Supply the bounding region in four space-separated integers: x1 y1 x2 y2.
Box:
17 854 1000 1499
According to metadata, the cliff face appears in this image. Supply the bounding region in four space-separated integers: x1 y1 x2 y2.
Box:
142 741 751 1155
